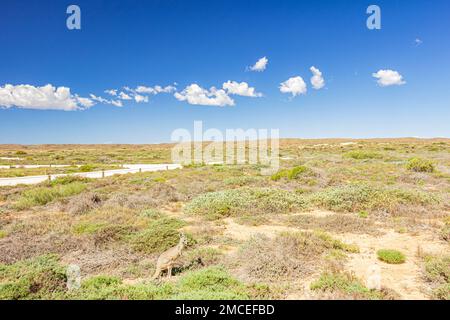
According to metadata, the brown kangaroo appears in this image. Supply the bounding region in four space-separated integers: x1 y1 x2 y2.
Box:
152 233 188 280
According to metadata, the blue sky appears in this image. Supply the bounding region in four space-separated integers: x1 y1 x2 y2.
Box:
0 0 449 144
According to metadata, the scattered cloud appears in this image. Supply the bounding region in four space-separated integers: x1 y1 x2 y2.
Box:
105 89 117 96
0 84 94 111
249 56 268 72
134 94 148 103
174 84 234 107
134 85 176 94
119 92 132 100
90 94 123 107
222 81 263 97
110 100 123 107
414 38 423 47
279 76 307 97
310 66 325 90
372 69 406 87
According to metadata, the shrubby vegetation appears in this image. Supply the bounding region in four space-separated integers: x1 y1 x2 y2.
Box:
310 271 390 300
128 217 186 254
406 158 435 173
309 184 438 213
344 150 382 160
423 255 450 300
14 181 87 209
184 187 307 220
377 249 406 264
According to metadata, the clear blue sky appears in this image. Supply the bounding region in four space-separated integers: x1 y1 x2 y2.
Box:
0 0 449 144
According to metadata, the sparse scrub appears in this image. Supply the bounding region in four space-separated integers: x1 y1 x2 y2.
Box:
423 255 450 300
50 175 89 186
224 176 259 186
64 193 102 215
185 187 307 220
310 271 388 300
344 150 382 160
71 267 252 300
14 182 87 210
309 184 438 214
377 249 406 264
406 158 435 173
231 231 358 282
0 255 66 300
286 214 377 235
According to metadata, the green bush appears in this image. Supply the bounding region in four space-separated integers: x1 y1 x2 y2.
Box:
174 267 249 300
79 164 95 172
0 255 66 300
406 158 435 173
70 275 174 300
309 184 438 213
310 271 385 299
184 187 307 220
15 182 87 209
344 151 382 160
271 165 309 181
128 217 186 254
50 175 88 186
71 267 251 300
377 249 406 264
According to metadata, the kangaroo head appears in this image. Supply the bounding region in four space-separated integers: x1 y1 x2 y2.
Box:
179 233 188 246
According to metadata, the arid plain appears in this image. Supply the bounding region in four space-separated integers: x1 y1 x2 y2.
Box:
0 139 448 300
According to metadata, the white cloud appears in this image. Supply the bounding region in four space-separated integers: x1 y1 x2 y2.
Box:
110 100 123 107
105 89 117 96
134 94 148 103
0 84 94 111
174 84 234 107
75 96 95 108
90 94 123 107
279 76 307 97
249 57 268 72
119 92 132 100
310 66 325 90
134 85 176 94
222 81 262 97
414 38 423 46
372 69 406 87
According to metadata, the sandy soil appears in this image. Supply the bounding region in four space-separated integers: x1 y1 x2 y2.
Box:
219 211 449 300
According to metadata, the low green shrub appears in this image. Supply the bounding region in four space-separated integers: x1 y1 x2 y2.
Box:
15 182 87 209
271 165 310 181
0 255 66 300
377 249 406 264
79 164 95 172
50 175 88 186
406 158 435 173
358 211 369 218
344 151 382 160
71 267 252 300
128 217 186 254
184 187 307 220
174 267 249 299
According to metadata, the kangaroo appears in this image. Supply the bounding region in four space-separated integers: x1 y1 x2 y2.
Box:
152 233 188 280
